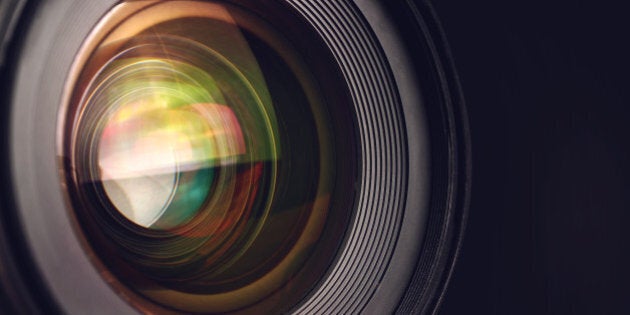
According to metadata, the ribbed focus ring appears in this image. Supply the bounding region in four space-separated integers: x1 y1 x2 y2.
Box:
288 1 408 313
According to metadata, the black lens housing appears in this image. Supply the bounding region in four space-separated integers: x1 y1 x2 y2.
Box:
0 0 469 314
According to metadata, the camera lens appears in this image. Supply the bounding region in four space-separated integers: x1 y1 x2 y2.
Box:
3 0 469 314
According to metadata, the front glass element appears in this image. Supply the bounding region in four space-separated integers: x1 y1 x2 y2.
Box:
59 1 356 313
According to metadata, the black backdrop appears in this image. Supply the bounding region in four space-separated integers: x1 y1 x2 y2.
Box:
434 0 630 314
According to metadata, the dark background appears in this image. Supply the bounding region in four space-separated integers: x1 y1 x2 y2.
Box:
434 0 630 314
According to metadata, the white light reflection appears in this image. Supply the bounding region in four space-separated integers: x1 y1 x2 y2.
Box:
98 101 245 227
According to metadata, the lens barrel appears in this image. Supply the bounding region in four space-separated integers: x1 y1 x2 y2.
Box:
1 1 469 314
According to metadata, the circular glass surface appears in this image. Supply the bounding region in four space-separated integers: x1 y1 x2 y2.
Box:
60 1 357 313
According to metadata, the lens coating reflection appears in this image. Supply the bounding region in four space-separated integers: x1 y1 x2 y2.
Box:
61 1 357 314
98 59 249 229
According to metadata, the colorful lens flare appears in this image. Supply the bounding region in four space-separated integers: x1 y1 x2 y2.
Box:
96 59 248 229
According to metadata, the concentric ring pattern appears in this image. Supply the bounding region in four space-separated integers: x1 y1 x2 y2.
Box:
288 1 408 313
59 0 408 313
60 1 359 312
